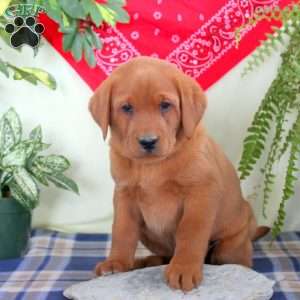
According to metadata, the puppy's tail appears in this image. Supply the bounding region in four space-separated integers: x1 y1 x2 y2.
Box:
252 226 270 241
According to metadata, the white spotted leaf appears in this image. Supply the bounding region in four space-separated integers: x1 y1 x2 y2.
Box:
29 165 49 186
0 118 15 155
29 125 42 141
11 167 39 210
2 146 27 167
33 155 71 173
0 170 12 185
47 173 79 194
4 107 22 143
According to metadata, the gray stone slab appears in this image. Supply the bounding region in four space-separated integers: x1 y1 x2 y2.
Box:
64 264 274 300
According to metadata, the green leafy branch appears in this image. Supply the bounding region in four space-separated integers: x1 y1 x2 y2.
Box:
32 0 130 67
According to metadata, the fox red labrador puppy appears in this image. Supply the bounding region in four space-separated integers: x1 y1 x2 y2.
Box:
89 56 265 292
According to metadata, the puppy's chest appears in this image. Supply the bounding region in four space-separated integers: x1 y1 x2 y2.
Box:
116 165 183 235
137 183 183 236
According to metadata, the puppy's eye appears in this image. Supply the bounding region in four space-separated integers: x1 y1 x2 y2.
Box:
121 103 133 114
160 101 172 112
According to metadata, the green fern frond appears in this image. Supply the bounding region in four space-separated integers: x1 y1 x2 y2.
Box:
277 110 300 160
236 3 300 76
272 109 300 237
261 103 289 217
237 3 300 237
238 95 276 179
242 28 287 76
239 28 300 181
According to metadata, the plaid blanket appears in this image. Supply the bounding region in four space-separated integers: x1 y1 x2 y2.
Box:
0 230 299 300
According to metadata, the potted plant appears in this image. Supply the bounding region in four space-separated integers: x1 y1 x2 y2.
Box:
0 107 79 259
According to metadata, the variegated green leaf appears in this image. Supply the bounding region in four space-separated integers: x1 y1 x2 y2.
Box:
9 179 38 210
9 65 57 90
59 0 85 19
12 67 37 85
82 0 103 26
3 107 22 144
97 4 116 26
0 57 9 77
16 67 57 90
0 118 15 155
32 142 51 155
0 0 12 16
2 146 27 167
85 28 102 49
30 125 42 141
63 30 77 51
29 143 50 161
29 165 49 186
0 27 13 49
47 173 79 194
12 167 39 209
45 0 61 22
61 11 71 27
11 140 36 159
83 37 96 67
33 155 71 173
107 0 126 5
106 4 129 24
0 170 12 185
9 140 49 163
71 32 84 61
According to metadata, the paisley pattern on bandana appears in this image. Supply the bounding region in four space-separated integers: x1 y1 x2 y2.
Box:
41 0 291 90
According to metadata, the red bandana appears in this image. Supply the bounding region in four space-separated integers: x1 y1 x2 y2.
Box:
41 0 290 91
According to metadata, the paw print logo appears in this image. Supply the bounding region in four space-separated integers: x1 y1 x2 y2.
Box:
5 16 44 48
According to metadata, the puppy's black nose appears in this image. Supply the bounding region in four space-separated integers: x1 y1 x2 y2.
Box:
138 135 159 151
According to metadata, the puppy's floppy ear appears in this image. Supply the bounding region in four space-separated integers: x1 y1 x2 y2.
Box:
89 78 112 140
177 74 207 138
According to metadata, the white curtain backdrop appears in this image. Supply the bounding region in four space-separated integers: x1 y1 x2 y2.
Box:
0 37 299 233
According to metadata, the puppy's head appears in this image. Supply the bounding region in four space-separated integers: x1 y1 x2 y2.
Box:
89 57 206 162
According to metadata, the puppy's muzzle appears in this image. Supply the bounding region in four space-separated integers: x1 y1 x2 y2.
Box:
138 135 159 152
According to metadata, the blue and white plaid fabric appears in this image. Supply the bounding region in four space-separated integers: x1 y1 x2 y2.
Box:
0 230 299 300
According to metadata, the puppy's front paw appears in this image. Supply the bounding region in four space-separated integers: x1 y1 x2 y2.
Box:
165 262 203 292
95 259 131 276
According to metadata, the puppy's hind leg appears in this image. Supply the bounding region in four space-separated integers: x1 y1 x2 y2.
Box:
210 222 253 268
210 200 259 268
